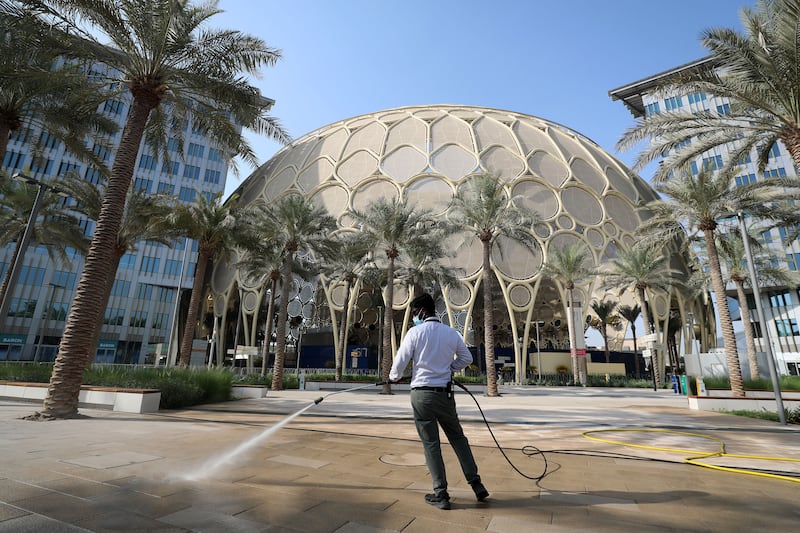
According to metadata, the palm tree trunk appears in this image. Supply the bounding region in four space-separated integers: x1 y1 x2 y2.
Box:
482 240 499 396
780 128 800 176
0 122 10 166
41 96 153 418
260 278 277 376
336 279 354 382
703 229 745 397
272 253 294 391
381 257 395 395
179 246 210 366
637 287 658 386
566 288 579 385
603 328 610 363
734 279 760 380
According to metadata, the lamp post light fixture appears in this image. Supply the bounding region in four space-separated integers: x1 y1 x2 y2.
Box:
535 320 544 382
0 173 70 323
736 212 786 425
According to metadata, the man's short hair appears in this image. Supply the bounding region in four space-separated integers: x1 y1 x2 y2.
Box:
410 293 436 316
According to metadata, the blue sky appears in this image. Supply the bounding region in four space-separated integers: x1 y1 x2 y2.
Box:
215 0 751 198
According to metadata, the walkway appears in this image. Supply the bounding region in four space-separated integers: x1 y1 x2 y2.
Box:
1 386 798 532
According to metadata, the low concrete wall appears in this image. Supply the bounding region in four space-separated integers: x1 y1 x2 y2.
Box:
688 394 800 413
231 385 268 399
0 382 161 413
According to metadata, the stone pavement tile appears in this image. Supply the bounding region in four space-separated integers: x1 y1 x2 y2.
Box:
267 454 331 469
89 488 194 519
238 499 348 533
487 515 564 533
0 478 53 503
304 501 414 532
0 513 90 532
551 508 679 533
333 522 400 533
159 507 268 532
73 508 188 533
396 514 489 533
106 476 195 498
10 491 105 524
61 451 162 469
38 476 123 499
0 502 29 521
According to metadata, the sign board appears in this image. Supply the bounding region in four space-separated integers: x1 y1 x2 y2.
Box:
0 334 26 344
642 348 652 358
576 348 587 357
98 340 118 349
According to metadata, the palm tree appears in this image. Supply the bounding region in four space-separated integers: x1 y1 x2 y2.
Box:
167 192 252 367
617 0 800 180
716 229 800 380
351 197 438 394
36 0 288 418
635 167 788 396
0 176 86 322
268 193 336 391
448 172 541 396
542 243 594 385
0 3 116 167
58 178 179 358
320 232 372 381
618 304 642 377
590 300 618 363
603 245 676 389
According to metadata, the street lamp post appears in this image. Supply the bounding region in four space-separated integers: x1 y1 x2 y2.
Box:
0 173 69 323
736 212 786 425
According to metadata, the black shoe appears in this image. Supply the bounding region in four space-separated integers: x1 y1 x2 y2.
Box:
471 481 489 501
424 493 451 510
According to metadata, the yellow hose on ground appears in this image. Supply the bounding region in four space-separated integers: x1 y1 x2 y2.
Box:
582 428 800 484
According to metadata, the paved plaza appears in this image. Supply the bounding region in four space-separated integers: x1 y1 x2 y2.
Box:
0 385 798 532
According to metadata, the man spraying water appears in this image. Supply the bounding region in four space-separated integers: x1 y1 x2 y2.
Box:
390 293 489 510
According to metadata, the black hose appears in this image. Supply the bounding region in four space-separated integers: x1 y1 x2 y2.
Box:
453 380 550 481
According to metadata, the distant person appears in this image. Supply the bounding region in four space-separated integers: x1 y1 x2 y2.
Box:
390 293 489 510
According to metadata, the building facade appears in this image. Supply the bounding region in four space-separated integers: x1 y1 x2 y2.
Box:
211 104 709 381
610 58 800 376
0 63 244 365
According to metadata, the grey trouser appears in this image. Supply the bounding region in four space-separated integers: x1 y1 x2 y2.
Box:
410 389 480 496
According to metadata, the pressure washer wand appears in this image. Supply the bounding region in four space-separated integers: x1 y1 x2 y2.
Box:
312 380 387 405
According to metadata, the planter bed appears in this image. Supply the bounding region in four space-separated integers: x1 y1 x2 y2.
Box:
0 381 161 414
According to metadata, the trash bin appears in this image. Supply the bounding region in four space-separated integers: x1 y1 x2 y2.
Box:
679 375 689 395
671 374 679 394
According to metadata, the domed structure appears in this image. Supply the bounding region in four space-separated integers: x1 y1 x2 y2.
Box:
210 105 707 377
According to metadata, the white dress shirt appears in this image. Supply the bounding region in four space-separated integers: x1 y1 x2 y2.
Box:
390 318 473 388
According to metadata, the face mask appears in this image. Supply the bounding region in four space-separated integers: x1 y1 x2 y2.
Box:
412 314 424 326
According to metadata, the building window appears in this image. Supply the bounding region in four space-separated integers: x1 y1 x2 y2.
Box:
110 279 131 297
734 173 757 187
763 167 787 179
19 266 46 286
769 291 792 307
29 157 54 175
152 312 169 330
84 167 102 184
687 92 707 104
183 164 200 180
187 143 205 158
140 255 160 274
164 259 183 277
775 318 799 337
139 154 157 170
3 150 26 170
167 137 181 152
134 177 153 193
179 187 196 203
664 96 683 111
8 298 36 318
162 160 180 175
157 286 175 303
204 168 221 184
103 307 125 326
120 253 136 269
52 270 77 290
134 283 153 300
157 182 175 195
208 148 222 162
103 99 125 115
644 102 660 116
716 103 731 115
38 130 61 150
129 310 148 328
57 161 81 177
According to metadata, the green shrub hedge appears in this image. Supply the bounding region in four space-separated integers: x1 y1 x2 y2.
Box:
701 375 800 391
